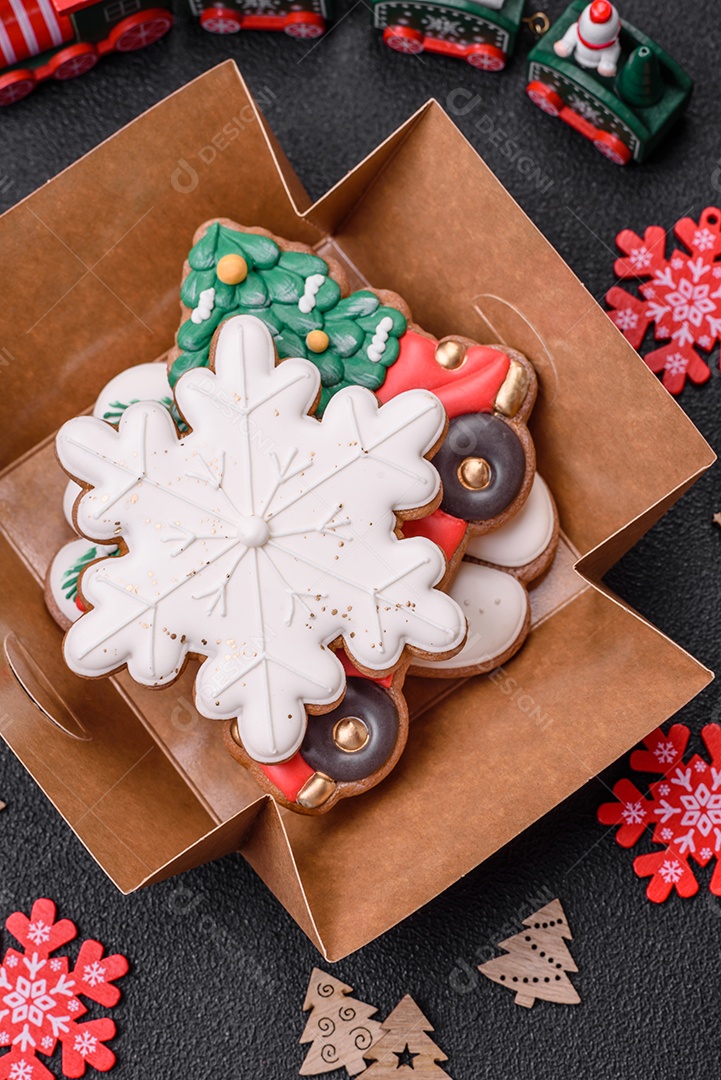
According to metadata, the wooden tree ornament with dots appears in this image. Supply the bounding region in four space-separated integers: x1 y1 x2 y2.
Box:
478 899 580 1008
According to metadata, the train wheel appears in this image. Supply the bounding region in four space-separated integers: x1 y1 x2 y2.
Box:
434 412 527 524
109 9 173 51
284 12 325 37
383 25 424 53
526 80 563 117
301 678 400 784
200 5 243 32
50 43 98 80
0 70 35 106
592 131 632 166
466 43 506 71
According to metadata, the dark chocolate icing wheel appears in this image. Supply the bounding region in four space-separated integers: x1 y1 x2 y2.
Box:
301 677 400 783
435 412 527 523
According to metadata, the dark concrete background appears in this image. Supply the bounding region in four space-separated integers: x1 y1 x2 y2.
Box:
1 1 720 1076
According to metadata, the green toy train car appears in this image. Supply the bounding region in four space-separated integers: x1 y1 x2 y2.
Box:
525 0 692 164
192 0 330 37
371 0 525 69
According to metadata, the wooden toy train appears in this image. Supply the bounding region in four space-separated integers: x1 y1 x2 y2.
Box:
371 0 526 69
0 0 692 161
525 0 693 164
189 0 330 37
0 0 172 104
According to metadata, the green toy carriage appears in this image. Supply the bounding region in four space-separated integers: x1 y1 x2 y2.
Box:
525 0 692 164
371 0 526 70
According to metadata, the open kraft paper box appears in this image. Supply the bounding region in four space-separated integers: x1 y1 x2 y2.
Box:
0 62 714 961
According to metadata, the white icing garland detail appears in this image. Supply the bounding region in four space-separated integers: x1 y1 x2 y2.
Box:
298 273 326 314
367 315 395 363
57 315 465 765
191 287 216 324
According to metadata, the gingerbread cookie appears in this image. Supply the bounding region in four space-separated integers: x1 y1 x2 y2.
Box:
168 220 409 415
413 475 558 677
170 221 557 676
56 314 467 804
61 362 178 532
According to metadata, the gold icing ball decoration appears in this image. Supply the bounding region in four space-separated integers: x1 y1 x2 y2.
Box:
435 340 466 370
306 329 330 353
216 254 248 285
458 456 492 491
332 716 370 754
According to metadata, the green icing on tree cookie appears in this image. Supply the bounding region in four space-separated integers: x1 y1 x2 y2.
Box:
171 223 407 414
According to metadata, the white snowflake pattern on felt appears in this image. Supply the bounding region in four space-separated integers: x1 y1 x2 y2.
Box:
664 353 687 377
0 898 127 1080
599 725 721 902
27 922 50 946
83 962 106 988
694 228 716 251
678 782 721 836
57 315 465 765
607 208 721 394
620 801 645 825
654 741 676 764
658 859 683 885
8 1060 33 1080
613 308 639 332
74 1031 98 1058
628 246 653 271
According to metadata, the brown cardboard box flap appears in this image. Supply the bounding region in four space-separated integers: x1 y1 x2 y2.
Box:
0 63 714 959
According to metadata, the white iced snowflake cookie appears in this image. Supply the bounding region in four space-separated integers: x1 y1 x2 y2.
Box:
63 362 174 530
56 315 466 764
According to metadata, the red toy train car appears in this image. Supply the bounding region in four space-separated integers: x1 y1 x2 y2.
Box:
0 0 172 105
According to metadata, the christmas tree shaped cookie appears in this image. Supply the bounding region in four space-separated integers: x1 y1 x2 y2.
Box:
478 899 580 1008
299 968 382 1076
362 995 452 1078
169 219 408 413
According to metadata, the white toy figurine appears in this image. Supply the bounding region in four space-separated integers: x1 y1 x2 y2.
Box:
553 0 621 77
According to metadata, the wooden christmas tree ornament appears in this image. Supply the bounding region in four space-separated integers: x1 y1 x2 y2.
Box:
362 995 452 1078
478 898 581 1008
299 968 383 1076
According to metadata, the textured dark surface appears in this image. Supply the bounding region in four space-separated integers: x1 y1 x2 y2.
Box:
1 1 720 1077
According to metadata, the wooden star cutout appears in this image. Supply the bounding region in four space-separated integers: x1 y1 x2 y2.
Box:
395 1045 419 1068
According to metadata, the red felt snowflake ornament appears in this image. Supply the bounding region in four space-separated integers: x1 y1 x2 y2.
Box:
606 206 721 394
0 899 128 1080
598 724 721 903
